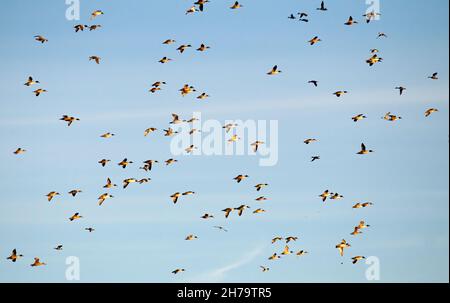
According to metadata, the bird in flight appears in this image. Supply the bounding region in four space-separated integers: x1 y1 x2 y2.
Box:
352 256 366 264
7 249 24 263
308 36 322 46
317 1 328 11
34 35 48 44
428 72 439 80
230 1 243 9
13 148 26 155
234 174 249 183
357 143 374 155
425 108 439 117
68 190 82 197
31 258 47 267
308 80 319 87
336 239 351 257
24 76 40 86
60 115 80 127
344 16 358 26
69 213 83 222
89 56 101 64
267 65 282 75
90 10 104 20
352 114 367 122
311 156 321 162
98 193 113 206
46 191 60 202
395 86 406 95
33 88 47 97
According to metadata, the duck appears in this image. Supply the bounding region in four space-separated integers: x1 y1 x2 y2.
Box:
149 87 161 94
235 205 251 216
31 258 46 267
24 76 40 86
186 5 198 15
234 175 249 183
428 72 439 80
272 237 284 244
177 44 192 54
268 253 280 260
352 114 367 122
425 108 439 117
118 158 133 169
172 269 186 274
281 246 294 256
377 32 388 38
214 226 228 232
163 128 179 137
182 191 196 196
138 178 150 184
170 113 186 124
100 132 115 139
179 84 196 96
253 208 266 214
286 237 298 243
88 25 102 31
165 159 178 166
103 178 117 188
60 115 80 126
98 193 113 206
350 227 363 236
33 88 47 96
54 245 63 251
311 156 321 162
383 112 402 122
197 44 211 52
163 39 176 45
344 16 358 26
34 35 48 43
251 141 265 152
366 54 383 66
308 80 319 87
46 191 60 202
255 183 269 192
68 190 82 197
230 1 243 9
144 127 158 136
7 249 23 263
171 193 182 204
90 10 104 20
296 250 309 257
89 56 101 64
260 266 270 272
317 1 328 11
222 208 234 218
13 148 26 155
197 93 210 100
223 123 238 133
308 36 321 45
267 65 282 75
159 57 173 64
69 213 83 221
336 239 351 257
195 0 210 12
256 196 268 201
143 160 159 171
304 138 318 145
352 256 366 264
201 214 214 219
74 24 86 32
185 235 198 241
357 143 374 155
358 221 371 229
330 193 344 200
364 11 381 23
123 178 138 189
333 90 348 98
85 228 95 233
319 190 333 202
228 135 240 143
395 86 406 95
98 159 111 167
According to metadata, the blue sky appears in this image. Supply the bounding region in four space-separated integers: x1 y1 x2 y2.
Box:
0 0 448 283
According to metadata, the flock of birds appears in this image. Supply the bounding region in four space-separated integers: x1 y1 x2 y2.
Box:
6 1 443 279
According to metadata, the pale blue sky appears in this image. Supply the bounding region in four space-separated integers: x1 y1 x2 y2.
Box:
0 0 448 283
